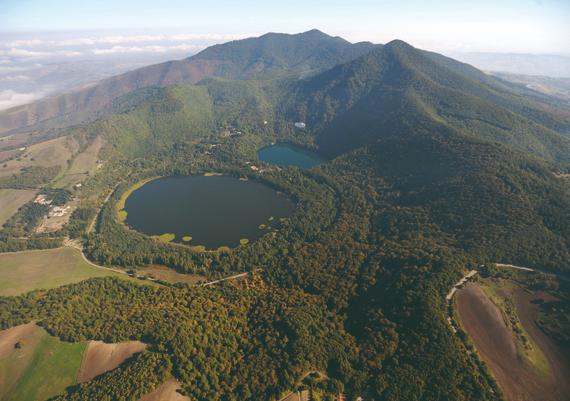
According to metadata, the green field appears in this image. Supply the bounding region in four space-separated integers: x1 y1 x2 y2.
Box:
0 324 86 401
0 247 123 296
0 189 36 226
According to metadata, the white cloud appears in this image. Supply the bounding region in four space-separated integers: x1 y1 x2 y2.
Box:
0 89 43 110
57 33 254 46
1 33 256 49
0 74 31 81
0 48 50 57
0 32 257 60
3 39 46 47
0 48 84 58
91 43 204 55
55 50 83 57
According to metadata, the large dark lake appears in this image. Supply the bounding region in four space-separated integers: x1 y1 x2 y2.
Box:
124 175 295 249
257 143 322 169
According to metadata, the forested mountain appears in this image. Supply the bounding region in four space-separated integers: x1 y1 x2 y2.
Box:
1 31 570 401
0 30 376 135
285 40 570 160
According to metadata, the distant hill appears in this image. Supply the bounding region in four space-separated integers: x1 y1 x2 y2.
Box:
493 72 570 105
449 52 570 78
0 30 377 136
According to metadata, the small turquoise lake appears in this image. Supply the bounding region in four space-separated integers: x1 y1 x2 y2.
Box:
257 143 322 169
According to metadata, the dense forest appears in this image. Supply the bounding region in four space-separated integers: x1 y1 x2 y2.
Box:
1 31 570 400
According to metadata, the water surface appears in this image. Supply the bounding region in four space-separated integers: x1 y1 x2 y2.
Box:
124 176 294 249
257 143 322 169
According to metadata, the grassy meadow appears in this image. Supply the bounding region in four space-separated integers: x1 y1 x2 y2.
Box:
0 136 77 179
54 136 105 188
0 189 37 226
0 323 86 401
0 247 122 296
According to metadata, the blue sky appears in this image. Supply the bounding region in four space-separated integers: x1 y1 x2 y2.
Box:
1 0 569 53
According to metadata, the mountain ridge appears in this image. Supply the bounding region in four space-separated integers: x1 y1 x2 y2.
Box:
283 39 570 162
0 30 378 136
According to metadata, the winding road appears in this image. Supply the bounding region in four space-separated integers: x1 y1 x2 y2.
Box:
64 240 256 287
88 183 120 233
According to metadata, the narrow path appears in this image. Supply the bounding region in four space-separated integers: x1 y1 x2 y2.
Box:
445 269 478 333
276 371 318 401
495 262 570 282
62 240 127 275
200 269 262 287
495 263 534 272
88 183 119 234
201 272 249 287
65 238 258 287
446 270 478 301
446 262 568 333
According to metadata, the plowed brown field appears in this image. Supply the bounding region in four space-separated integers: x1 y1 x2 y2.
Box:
457 283 570 401
77 340 147 383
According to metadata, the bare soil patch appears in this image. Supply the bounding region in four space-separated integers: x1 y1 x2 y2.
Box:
457 282 570 401
0 149 18 163
35 204 74 233
138 378 190 401
77 340 147 383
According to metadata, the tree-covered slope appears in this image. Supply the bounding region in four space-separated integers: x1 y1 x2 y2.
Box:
284 40 570 162
192 29 378 79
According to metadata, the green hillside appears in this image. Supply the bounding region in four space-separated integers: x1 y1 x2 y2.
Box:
285 40 570 161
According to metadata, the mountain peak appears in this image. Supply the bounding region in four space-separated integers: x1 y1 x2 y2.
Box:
384 39 414 50
299 28 328 37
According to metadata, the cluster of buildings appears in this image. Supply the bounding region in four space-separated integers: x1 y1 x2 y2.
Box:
34 194 53 205
49 205 71 218
34 194 72 218
221 128 243 138
245 161 264 172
